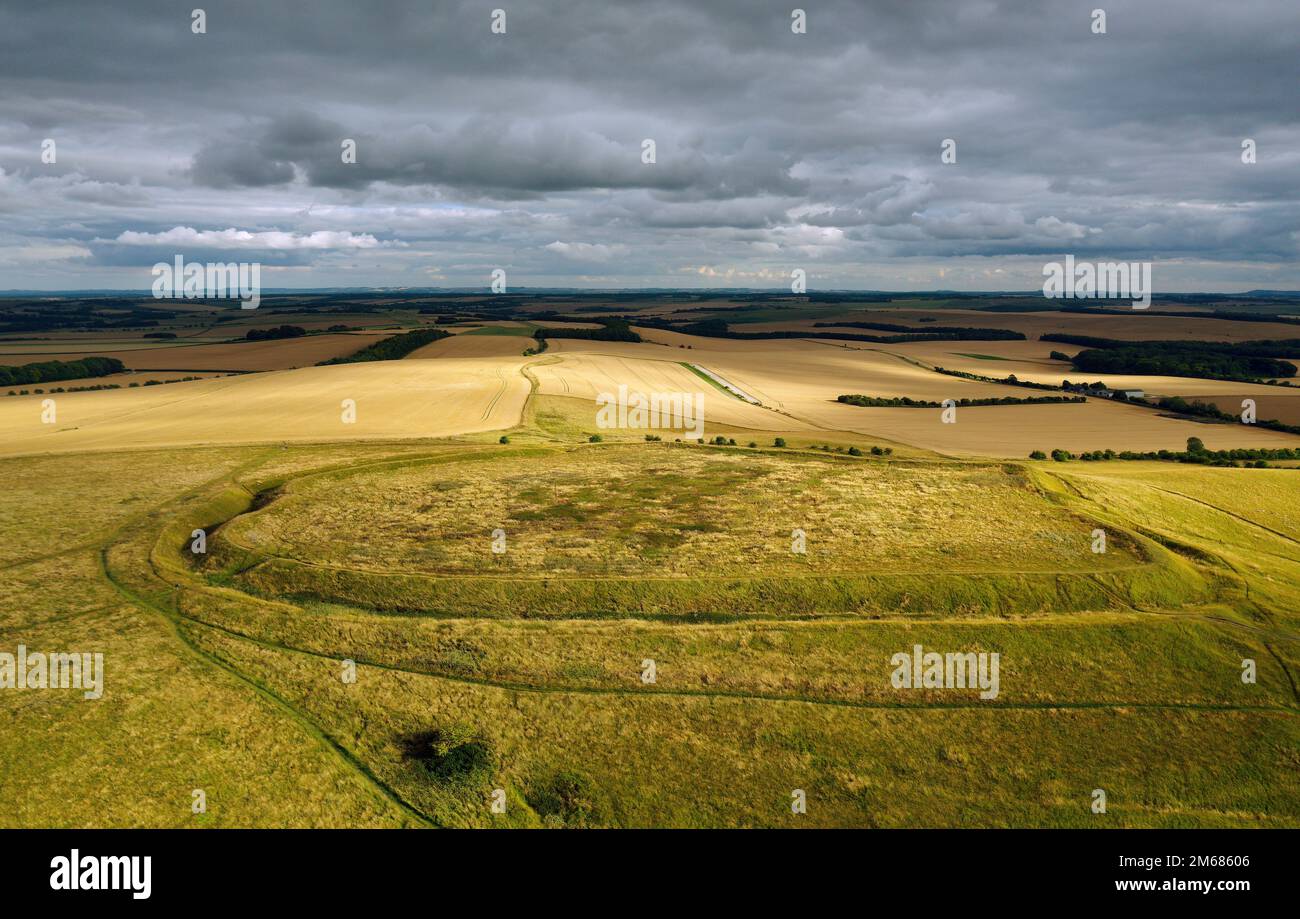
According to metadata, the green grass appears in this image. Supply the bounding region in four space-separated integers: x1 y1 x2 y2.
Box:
679 361 748 400
4 427 1298 828
0 446 416 827
189 621 1300 827
203 445 1195 619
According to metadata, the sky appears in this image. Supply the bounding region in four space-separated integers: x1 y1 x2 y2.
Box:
0 0 1297 292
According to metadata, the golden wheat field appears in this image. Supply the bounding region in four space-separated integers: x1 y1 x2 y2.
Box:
5 327 1299 457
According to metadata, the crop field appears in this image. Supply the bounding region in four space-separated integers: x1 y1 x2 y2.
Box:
4 294 1299 830
752 308 1300 344
0 358 531 456
0 331 396 372
405 329 538 359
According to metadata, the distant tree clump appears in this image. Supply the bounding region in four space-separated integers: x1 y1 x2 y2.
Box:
0 356 125 387
838 393 1085 408
643 316 1024 344
1070 346 1294 381
245 325 306 341
533 318 641 343
1042 334 1300 381
812 321 1026 341
1049 444 1298 467
317 328 450 365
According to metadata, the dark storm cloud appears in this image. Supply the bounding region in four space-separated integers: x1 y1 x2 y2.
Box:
0 0 1296 289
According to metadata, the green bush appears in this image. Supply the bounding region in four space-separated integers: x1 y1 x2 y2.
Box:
405 725 496 784
528 770 607 827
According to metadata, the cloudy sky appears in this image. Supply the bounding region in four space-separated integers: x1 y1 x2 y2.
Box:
1 0 1296 291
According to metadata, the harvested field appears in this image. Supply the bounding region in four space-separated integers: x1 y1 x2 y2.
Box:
0 358 530 457
0 331 394 372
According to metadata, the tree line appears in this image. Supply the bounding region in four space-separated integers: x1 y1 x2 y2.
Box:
0 356 125 386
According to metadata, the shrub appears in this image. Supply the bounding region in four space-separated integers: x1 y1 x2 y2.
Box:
1029 450 1047 460
403 726 496 784
588 434 603 443
529 771 606 827
499 435 510 444
773 437 787 448
848 446 863 456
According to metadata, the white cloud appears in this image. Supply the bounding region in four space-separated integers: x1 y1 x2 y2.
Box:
544 241 629 262
110 227 399 250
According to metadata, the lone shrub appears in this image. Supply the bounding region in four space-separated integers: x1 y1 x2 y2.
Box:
529 770 606 827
